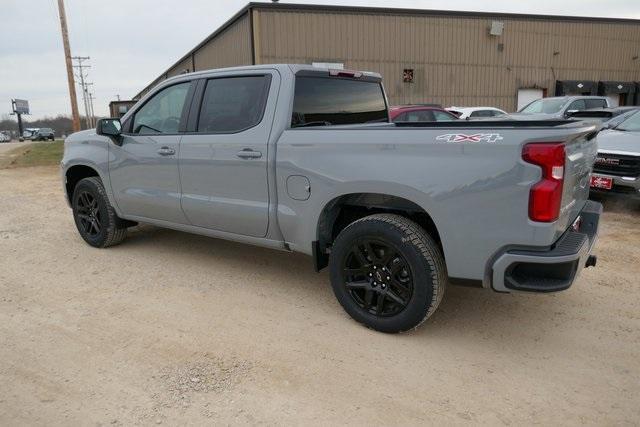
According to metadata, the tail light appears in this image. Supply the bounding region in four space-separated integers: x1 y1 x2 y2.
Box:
522 143 565 222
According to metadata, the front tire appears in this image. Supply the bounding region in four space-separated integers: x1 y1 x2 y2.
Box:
72 177 127 248
329 214 447 333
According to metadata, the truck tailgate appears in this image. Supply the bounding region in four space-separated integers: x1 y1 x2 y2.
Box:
560 129 598 231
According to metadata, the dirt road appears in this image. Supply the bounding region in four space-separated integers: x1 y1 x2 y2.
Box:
1 166 638 425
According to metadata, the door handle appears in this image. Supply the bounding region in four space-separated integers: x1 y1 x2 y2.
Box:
236 149 262 159
157 146 175 156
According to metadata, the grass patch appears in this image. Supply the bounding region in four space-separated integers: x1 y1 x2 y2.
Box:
2 141 64 168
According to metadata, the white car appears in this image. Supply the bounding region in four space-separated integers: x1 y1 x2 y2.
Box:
446 106 508 120
0 132 11 142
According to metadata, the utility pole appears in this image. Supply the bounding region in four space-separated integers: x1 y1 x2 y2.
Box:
83 82 94 127
56 0 81 132
88 91 96 127
72 56 91 128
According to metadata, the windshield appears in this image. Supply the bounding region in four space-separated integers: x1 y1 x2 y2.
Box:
616 111 640 132
519 98 567 114
605 110 637 128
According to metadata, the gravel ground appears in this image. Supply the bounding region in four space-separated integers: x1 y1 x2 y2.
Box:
0 166 638 426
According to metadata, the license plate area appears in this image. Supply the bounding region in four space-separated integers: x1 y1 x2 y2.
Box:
590 175 613 190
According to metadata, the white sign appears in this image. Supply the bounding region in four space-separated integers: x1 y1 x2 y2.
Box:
312 62 344 70
12 99 29 114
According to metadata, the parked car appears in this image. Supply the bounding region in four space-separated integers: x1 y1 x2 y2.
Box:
446 107 508 120
61 64 601 333
33 128 55 141
512 96 610 120
389 105 458 122
0 132 11 142
20 128 38 141
590 109 640 197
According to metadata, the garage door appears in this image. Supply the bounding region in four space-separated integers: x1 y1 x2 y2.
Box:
517 88 544 111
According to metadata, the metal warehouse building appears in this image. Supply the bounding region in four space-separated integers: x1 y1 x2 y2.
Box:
134 2 640 111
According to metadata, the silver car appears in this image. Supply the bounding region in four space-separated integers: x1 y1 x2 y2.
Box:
591 110 640 196
512 96 610 120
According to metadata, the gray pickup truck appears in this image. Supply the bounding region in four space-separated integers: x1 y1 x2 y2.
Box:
61 64 602 333
590 109 640 196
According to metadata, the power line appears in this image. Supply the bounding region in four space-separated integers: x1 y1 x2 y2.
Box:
72 56 95 128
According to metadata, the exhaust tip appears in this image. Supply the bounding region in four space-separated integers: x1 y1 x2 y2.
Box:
585 255 597 268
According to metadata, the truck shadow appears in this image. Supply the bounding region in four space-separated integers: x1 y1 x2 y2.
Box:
121 224 575 347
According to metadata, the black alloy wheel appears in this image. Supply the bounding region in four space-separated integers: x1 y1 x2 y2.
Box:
342 238 413 317
329 214 447 333
71 176 128 248
75 190 102 237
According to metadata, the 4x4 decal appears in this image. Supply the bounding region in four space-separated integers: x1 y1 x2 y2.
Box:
436 133 504 143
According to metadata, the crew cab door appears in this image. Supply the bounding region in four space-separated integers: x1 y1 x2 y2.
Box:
109 81 193 224
178 71 278 237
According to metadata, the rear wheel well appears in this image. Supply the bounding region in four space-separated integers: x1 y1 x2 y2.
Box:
65 165 99 203
314 193 442 271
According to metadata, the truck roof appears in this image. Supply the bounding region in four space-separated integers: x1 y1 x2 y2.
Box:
157 64 382 86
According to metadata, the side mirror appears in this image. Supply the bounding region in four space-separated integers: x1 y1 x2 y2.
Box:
96 118 122 138
565 109 579 118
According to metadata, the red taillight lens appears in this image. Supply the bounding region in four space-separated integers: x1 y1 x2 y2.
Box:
522 143 566 222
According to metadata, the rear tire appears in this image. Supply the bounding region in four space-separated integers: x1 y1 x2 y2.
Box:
329 214 447 333
72 177 127 248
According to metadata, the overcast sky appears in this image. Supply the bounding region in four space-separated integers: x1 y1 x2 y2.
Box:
1 0 639 119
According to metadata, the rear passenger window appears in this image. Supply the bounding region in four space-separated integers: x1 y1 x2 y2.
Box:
585 99 607 109
197 75 271 133
292 76 388 127
568 100 587 111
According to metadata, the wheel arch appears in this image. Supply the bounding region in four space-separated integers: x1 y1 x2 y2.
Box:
64 164 101 204
314 192 443 271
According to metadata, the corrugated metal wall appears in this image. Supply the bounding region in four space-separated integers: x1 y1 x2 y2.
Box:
254 9 640 111
135 13 253 99
193 13 252 71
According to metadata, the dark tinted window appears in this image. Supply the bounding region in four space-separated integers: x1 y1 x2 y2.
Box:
585 99 607 109
133 82 190 134
394 110 435 122
568 100 587 111
292 76 387 127
198 76 271 133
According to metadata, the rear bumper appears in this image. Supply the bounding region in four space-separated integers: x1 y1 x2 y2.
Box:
491 200 602 293
590 172 640 197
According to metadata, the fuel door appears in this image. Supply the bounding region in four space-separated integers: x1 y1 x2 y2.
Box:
286 175 311 201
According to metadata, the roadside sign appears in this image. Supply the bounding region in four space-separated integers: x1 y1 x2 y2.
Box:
12 99 29 114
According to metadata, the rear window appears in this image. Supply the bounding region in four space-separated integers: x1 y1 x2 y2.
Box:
291 76 388 127
585 99 607 109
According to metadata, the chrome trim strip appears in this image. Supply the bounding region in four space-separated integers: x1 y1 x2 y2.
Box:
597 149 640 157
